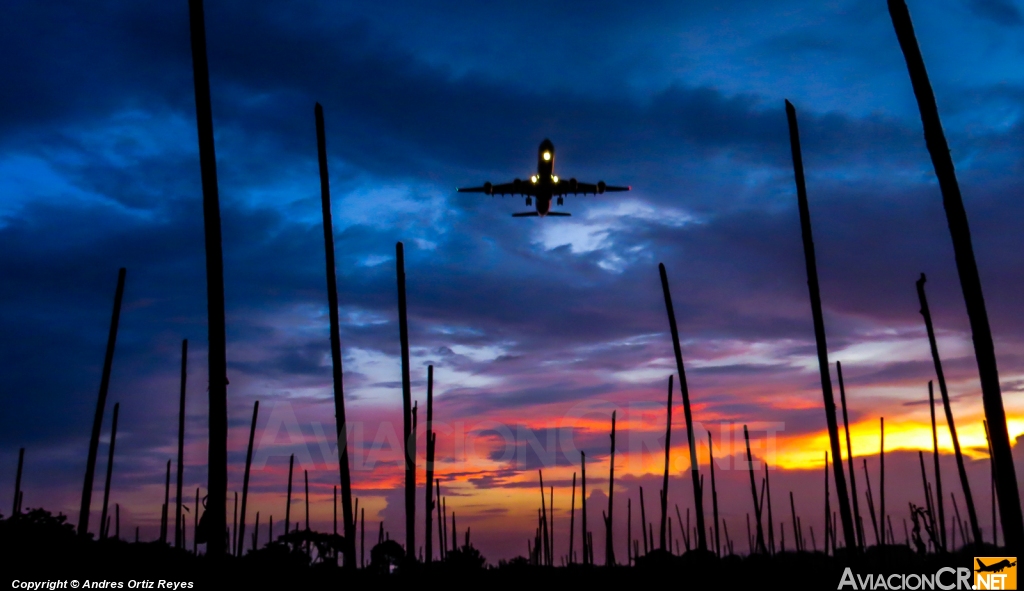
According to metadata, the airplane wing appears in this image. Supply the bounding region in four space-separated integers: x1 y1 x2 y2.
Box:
457 180 537 196
551 180 630 196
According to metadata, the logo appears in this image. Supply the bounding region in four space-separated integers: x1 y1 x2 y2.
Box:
975 557 1017 590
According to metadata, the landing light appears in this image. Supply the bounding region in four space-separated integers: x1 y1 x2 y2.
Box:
543 152 551 161
552 175 559 182
531 175 538 183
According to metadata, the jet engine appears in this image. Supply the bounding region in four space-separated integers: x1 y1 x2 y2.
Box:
557 197 563 205
568 178 578 193
483 182 492 195
526 197 532 206
513 178 522 193
597 181 606 194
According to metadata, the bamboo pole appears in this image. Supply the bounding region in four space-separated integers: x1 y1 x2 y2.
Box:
361 507 366 567
863 459 879 546
442 495 448 559
786 101 856 551
952 492 966 549
12 447 24 516
744 426 766 553
984 420 999 546
314 103 356 568
639 486 648 555
837 361 864 549
333 486 337 535
890 0 1022 547
929 381 947 550
660 375 673 551
252 511 259 553
175 339 187 549
765 463 775 554
880 417 885 547
709 432 720 556
187 0 229 555
78 267 126 538
539 470 550 566
916 275 984 545
605 411 617 565
237 400 259 556
424 365 435 564
285 454 294 535
395 241 415 560
161 460 171 544
550 486 555 565
99 402 120 540
581 451 588 565
569 472 576 564
193 487 198 554
626 498 632 564
825 451 831 554
304 469 310 531
658 264 706 550
436 480 444 562
790 492 800 551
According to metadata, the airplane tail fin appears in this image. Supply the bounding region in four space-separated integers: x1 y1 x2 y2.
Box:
512 212 540 217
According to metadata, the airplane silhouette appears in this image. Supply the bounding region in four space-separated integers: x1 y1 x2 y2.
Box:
457 139 630 217
976 559 1017 573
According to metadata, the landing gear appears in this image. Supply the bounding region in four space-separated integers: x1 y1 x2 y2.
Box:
526 197 532 206
557 197 563 205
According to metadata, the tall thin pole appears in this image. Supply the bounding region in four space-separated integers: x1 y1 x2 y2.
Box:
314 103 356 568
825 451 831 554
99 402 120 540
658 263 706 550
709 432 721 556
175 339 187 549
162 459 171 544
581 451 588 565
984 420 999 546
12 447 24 516
78 267 126 538
929 381 946 550
285 454 294 535
188 0 228 556
660 375 673 551
837 362 863 549
605 411 617 565
890 0 1022 548
539 471 549 565
765 463 775 554
424 365 435 564
916 274 983 544
396 241 415 559
305 470 310 530
744 426 766 553
569 472 576 564
785 100 856 551
880 417 885 548
237 400 259 556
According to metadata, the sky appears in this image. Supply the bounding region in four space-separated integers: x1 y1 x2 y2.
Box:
2 0 1024 563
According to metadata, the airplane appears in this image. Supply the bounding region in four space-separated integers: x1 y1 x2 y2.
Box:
457 139 630 217
976 559 1017 573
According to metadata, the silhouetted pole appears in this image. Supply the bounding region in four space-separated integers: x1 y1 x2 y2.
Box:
175 339 187 549
984 420 999 546
305 470 310 531
765 463 775 554
99 402 120 540
395 241 415 560
743 426 766 553
660 375 673 551
639 486 648 555
423 365 436 564
658 263 706 550
919 450 938 545
889 0 1022 549
569 472 576 564
916 274 983 544
581 451 588 565
539 470 550 566
790 492 800 551
435 480 443 562
709 432 721 556
193 487 198 554
863 459 879 546
836 362 864 550
12 447 24 516
232 493 237 555
880 418 885 547
237 400 258 556
549 486 555 565
285 454 294 535
161 459 171 544
929 381 947 550
605 411 616 565
314 103 357 568
78 267 126 538
785 100 856 552
825 452 831 554
187 0 229 557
